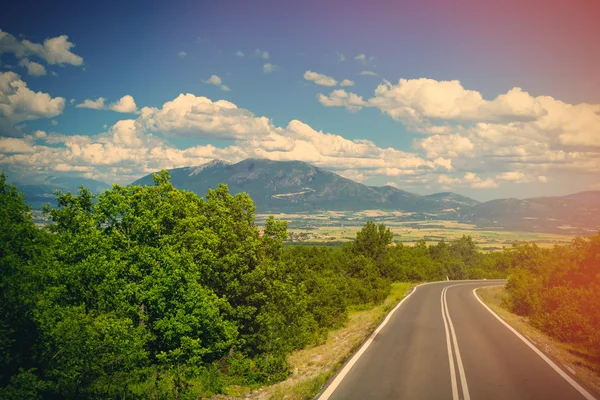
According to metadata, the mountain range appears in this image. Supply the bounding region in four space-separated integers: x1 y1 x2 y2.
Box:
131 159 600 235
12 158 600 234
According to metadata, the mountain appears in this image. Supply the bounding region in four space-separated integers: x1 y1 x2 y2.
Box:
459 196 600 234
424 192 480 208
131 159 600 234
11 176 109 209
560 191 600 205
132 158 477 214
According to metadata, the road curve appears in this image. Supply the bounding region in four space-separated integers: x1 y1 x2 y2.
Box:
317 281 597 400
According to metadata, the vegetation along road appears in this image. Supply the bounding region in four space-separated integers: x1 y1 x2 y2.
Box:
318 281 597 400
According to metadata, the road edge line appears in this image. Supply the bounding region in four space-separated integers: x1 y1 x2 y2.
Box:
441 287 459 400
444 285 471 400
316 283 422 399
473 286 597 400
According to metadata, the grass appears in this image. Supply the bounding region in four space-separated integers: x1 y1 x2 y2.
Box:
476 286 600 397
214 282 415 400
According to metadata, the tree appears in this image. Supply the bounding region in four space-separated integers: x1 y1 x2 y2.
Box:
353 221 393 260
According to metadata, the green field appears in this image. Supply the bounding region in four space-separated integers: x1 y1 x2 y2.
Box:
257 211 575 250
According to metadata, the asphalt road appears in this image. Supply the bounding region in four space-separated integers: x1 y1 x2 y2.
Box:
317 281 597 400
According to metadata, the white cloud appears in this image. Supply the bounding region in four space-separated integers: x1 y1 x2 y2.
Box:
4 79 600 193
109 95 137 113
76 97 105 110
0 137 35 153
416 134 474 158
496 171 529 183
437 174 462 185
0 30 84 67
0 71 65 135
303 70 337 87
19 59 47 77
340 79 355 87
337 53 346 62
263 63 278 73
318 89 365 112
437 172 498 189
33 130 47 138
0 92 444 184
254 49 269 59
50 120 58 126
203 74 230 92
178 51 187 58
464 172 498 188
235 51 244 57
366 79 546 125
360 70 378 76
76 95 137 113
138 93 274 139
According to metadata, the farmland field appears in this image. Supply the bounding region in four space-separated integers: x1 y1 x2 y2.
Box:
256 210 575 250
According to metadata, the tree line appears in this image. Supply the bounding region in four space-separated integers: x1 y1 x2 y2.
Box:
0 170 545 398
503 238 600 357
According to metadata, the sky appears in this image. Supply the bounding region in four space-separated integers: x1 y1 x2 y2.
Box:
1 0 599 201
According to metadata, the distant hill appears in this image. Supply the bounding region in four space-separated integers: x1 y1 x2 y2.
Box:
11 176 109 209
129 159 600 234
424 192 480 208
459 196 600 234
132 158 477 215
560 191 600 205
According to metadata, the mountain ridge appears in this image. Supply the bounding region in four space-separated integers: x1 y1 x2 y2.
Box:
132 158 475 214
131 158 600 234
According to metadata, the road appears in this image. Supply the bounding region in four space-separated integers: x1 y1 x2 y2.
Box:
317 281 597 400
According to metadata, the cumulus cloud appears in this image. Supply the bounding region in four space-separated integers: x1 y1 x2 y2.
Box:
138 93 274 139
178 51 187 58
337 53 345 62
263 63 278 73
436 172 498 189
0 92 445 185
340 79 355 87
18 59 47 77
4 79 599 194
303 70 337 87
496 171 529 183
0 29 83 66
464 172 498 188
235 50 244 57
203 74 230 91
76 97 105 110
109 95 137 113
76 95 137 113
318 89 365 112
416 134 474 159
0 72 65 135
0 137 36 153
366 79 546 125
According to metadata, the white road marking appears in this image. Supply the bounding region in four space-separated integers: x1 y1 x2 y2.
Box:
317 280 504 400
443 285 472 400
316 284 420 399
441 286 459 400
474 286 597 400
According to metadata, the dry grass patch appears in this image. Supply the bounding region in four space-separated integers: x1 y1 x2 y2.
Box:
477 286 600 397
215 282 415 400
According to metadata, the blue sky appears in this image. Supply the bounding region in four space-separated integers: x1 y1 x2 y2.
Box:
1 0 599 201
